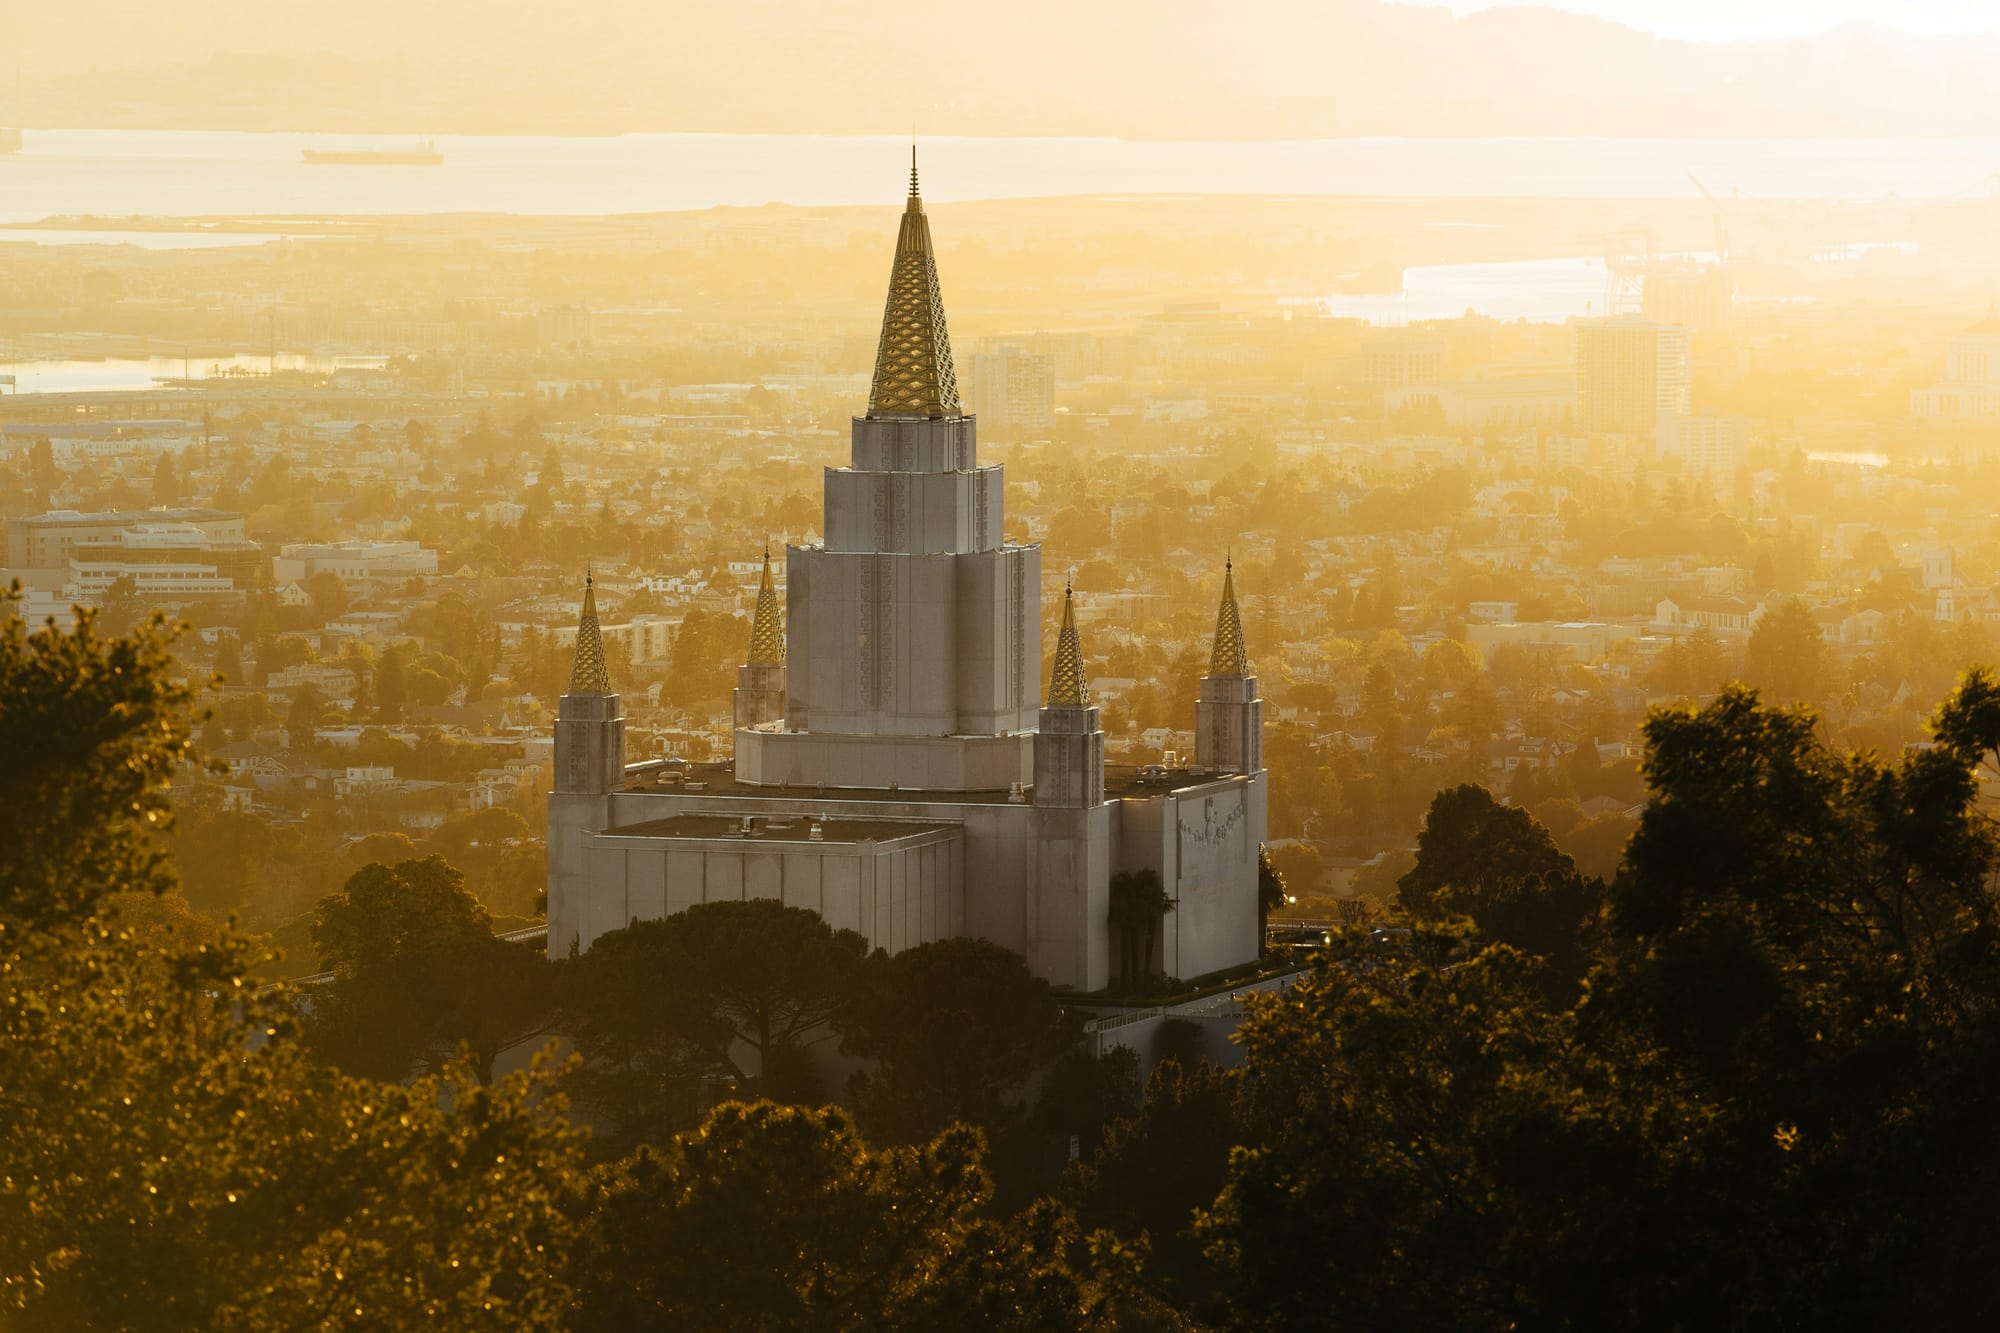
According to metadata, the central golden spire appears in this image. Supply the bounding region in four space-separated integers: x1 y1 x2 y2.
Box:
748 547 785 666
1208 559 1250 678
865 148 962 420
1048 580 1088 707
568 571 612 694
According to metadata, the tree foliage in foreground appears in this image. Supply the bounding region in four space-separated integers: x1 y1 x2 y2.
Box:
1201 678 2000 1330
1070 1057 1241 1315
0 922 583 1328
0 600 583 1329
1399 782 1602 1001
841 936 1079 1146
554 899 868 1143
0 594 203 928
24 591 2000 1329
568 1100 1190 1332
1395 781 1574 919
306 855 555 1084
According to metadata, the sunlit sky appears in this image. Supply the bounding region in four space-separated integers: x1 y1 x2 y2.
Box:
1423 0 2000 41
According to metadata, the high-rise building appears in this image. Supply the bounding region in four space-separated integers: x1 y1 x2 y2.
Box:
1656 412 1749 479
1576 316 1690 441
967 345 1056 439
546 159 1267 990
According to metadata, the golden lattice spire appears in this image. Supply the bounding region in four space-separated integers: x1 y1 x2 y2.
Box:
567 570 612 694
748 546 785 666
1048 580 1088 707
1208 558 1250 677
865 148 962 419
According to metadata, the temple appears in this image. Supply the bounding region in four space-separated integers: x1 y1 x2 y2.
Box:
546 158 1266 989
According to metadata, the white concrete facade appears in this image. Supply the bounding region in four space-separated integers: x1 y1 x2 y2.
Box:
548 767 1265 993
778 412 1038 759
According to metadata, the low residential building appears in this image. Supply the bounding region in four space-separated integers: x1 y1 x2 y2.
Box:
273 540 439 588
334 766 399 799
1465 619 1638 663
67 560 234 600
1652 597 1765 636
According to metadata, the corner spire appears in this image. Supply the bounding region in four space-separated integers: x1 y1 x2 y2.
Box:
866 152 961 419
1208 558 1250 677
1048 580 1088 707
567 571 612 694
748 546 785 666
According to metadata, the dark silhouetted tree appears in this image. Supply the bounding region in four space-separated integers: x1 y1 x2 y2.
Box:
306 856 553 1083
0 596 202 928
842 937 1077 1144
1742 597 1829 705
1396 783 1574 919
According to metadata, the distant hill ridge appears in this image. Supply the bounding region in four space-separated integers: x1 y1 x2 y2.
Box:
16 1 1999 138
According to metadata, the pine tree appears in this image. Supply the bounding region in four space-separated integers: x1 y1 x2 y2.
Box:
151 451 182 506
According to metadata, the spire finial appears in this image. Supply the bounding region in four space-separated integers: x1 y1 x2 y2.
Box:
866 147 960 418
1048 582 1088 708
568 569 612 694
748 546 785 666
1209 557 1249 678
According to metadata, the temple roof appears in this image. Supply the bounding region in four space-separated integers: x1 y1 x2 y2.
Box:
865 150 962 420
1048 581 1088 707
1208 559 1251 677
567 572 612 694
748 547 785 665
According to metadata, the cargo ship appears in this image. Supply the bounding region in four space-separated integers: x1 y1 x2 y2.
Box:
303 138 442 166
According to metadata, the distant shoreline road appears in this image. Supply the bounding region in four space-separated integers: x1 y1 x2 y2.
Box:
1 130 1994 224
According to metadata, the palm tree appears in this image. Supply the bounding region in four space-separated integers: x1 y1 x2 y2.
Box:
1108 868 1174 989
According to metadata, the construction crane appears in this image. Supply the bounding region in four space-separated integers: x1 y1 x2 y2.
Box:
1595 230 1652 317
1688 172 1730 264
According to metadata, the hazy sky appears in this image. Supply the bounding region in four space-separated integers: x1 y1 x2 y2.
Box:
1427 0 2000 41
22 0 2000 139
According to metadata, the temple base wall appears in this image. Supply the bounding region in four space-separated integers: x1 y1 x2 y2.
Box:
549 772 1265 990
574 822 965 955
